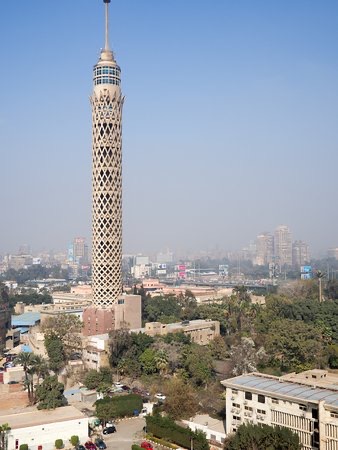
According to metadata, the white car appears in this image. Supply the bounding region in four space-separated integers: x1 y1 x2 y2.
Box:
155 393 166 401
113 382 124 389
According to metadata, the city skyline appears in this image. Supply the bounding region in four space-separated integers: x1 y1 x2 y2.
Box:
1 1 338 255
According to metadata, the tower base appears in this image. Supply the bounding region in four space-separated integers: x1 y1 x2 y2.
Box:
82 294 141 336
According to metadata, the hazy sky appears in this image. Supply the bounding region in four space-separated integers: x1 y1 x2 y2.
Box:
1 0 338 257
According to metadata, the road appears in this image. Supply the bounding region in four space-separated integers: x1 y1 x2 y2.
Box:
103 417 147 450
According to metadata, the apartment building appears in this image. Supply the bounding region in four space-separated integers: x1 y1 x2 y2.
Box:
222 370 338 450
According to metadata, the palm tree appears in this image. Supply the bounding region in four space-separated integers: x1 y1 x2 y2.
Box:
0 423 11 450
316 270 325 303
15 352 49 404
155 350 169 375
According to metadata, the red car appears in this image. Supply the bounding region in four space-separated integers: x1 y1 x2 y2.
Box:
84 442 96 450
141 442 153 450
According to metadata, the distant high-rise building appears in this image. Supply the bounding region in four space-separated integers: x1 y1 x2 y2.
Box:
292 240 310 267
274 225 292 267
328 248 338 260
72 237 88 265
255 232 274 266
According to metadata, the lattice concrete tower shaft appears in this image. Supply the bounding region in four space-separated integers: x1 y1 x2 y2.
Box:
91 0 123 307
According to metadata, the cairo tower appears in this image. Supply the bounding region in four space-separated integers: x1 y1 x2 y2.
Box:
83 0 141 336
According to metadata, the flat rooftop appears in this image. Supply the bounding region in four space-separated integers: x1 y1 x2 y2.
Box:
0 405 86 429
222 373 338 408
189 414 225 434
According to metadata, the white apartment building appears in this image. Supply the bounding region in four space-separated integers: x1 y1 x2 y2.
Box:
222 370 338 450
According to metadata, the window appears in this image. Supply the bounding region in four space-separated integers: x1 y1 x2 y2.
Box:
245 406 253 411
245 391 252 400
331 412 338 418
271 398 279 404
232 389 238 395
257 409 266 415
232 416 240 421
232 403 240 408
258 394 265 404
299 405 307 411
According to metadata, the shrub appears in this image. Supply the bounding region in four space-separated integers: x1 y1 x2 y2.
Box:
95 394 143 420
19 445 29 450
132 445 142 450
146 415 209 450
70 435 79 446
55 439 63 449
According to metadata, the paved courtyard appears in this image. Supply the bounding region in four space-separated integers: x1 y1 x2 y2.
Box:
102 417 147 450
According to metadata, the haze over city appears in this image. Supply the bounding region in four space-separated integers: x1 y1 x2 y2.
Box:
1 0 338 256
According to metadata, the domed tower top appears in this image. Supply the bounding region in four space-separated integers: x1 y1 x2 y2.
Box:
93 0 121 92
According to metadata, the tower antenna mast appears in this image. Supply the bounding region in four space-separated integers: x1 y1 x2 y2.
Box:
104 0 111 51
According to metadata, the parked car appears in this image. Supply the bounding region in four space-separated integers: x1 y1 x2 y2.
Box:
113 382 124 389
141 442 153 449
121 385 130 391
84 442 96 450
76 445 86 450
94 438 107 449
155 393 166 401
103 425 116 434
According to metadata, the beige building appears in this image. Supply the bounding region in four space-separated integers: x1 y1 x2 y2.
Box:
222 370 338 450
255 232 274 266
141 319 220 345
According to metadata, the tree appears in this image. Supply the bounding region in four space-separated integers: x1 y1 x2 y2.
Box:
109 328 133 368
139 348 158 374
154 350 169 375
35 375 67 410
0 423 11 450
83 369 103 390
224 423 301 450
264 319 323 372
42 313 82 359
163 378 198 420
183 345 214 386
44 333 65 373
209 335 228 360
230 337 264 376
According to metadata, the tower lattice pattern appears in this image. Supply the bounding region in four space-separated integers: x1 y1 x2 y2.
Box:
91 89 124 307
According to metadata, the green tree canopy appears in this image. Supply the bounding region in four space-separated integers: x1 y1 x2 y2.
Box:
35 375 67 410
224 423 301 450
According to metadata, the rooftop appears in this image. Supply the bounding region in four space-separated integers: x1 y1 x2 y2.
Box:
186 414 226 434
12 312 40 327
0 405 86 429
222 373 338 409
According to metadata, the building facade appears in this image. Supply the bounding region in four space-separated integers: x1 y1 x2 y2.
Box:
222 370 338 450
255 232 274 266
292 240 310 267
274 224 292 267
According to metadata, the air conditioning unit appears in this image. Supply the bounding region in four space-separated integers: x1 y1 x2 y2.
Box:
232 420 236 425
231 408 235 413
244 401 248 405
231 396 235 400
244 412 248 417
248 412 253 417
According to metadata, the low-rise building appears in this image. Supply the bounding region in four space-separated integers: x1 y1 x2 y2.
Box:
138 319 220 345
221 370 338 450
182 414 226 447
1 405 88 450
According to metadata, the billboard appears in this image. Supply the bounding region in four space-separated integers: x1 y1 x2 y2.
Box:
301 265 312 280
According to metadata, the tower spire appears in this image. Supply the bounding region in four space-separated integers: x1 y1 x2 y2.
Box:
104 0 111 51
